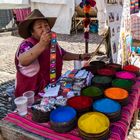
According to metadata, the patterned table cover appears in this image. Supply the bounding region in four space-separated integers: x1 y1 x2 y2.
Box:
2 80 140 140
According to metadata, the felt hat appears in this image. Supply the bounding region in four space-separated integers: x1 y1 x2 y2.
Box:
18 9 56 39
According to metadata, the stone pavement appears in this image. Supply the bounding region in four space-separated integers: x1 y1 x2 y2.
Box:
0 31 140 139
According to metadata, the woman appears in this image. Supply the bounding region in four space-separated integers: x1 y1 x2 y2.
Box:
15 9 91 97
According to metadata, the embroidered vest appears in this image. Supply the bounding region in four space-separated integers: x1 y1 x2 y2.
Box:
15 36 63 97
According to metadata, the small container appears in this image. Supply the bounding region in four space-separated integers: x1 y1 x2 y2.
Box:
23 91 35 108
97 68 116 77
89 61 105 74
78 112 110 140
116 71 136 80
93 98 121 122
79 128 109 140
92 76 112 89
31 100 54 123
105 63 122 71
50 106 77 133
90 61 105 68
32 107 50 123
67 96 93 117
123 65 140 76
112 79 134 91
14 96 27 116
104 87 129 106
81 86 103 100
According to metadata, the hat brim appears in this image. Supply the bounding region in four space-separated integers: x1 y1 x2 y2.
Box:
18 17 56 39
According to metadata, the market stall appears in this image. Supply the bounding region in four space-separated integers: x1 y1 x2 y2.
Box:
0 1 140 140
0 0 30 9
0 0 31 31
0 62 140 140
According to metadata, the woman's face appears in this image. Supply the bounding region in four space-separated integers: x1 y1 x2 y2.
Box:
31 19 50 40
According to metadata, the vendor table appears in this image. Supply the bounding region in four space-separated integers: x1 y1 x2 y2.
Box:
0 80 140 140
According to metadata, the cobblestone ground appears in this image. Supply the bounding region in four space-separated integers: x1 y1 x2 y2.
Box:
0 31 139 139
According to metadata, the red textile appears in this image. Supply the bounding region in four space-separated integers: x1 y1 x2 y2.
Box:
13 8 31 22
4 112 80 140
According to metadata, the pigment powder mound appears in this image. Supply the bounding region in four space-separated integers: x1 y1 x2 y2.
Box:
97 68 116 77
123 65 140 73
116 71 136 80
104 87 128 100
112 79 134 91
78 112 110 134
81 86 103 98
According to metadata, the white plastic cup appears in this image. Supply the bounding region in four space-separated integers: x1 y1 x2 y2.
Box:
23 91 35 108
74 60 82 69
14 96 28 116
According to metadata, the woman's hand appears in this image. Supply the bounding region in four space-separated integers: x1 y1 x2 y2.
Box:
80 53 92 60
39 31 52 48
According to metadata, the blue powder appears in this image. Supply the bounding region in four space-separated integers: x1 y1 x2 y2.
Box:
50 106 76 123
93 98 121 113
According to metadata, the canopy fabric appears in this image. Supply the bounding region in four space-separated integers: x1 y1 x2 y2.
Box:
31 0 67 5
31 0 75 34
0 0 108 34
0 0 30 9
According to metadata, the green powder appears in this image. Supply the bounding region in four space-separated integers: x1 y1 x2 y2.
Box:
81 86 102 97
112 79 134 91
92 76 112 84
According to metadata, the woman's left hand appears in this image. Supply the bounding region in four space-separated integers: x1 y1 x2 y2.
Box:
80 53 92 60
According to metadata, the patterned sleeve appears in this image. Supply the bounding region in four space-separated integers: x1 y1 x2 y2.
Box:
17 41 33 56
59 46 67 57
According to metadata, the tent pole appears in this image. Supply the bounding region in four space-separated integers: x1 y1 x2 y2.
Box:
85 39 88 53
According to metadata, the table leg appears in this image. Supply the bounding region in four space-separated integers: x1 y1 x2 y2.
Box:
133 109 139 126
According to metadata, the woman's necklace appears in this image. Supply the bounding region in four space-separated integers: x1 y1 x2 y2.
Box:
50 32 57 86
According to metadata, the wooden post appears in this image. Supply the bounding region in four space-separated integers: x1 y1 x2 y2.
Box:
85 39 88 53
104 28 112 62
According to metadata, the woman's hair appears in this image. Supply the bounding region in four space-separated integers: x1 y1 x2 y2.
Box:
28 20 36 37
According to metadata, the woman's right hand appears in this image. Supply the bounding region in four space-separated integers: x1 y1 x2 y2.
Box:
39 31 52 48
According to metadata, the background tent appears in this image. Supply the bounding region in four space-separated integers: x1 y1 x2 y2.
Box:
0 9 13 29
0 0 30 9
30 0 75 34
0 0 30 30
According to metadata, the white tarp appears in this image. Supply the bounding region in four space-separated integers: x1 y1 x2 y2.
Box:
0 0 30 9
96 0 108 35
0 0 108 35
75 0 81 6
31 0 75 34
31 0 66 5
